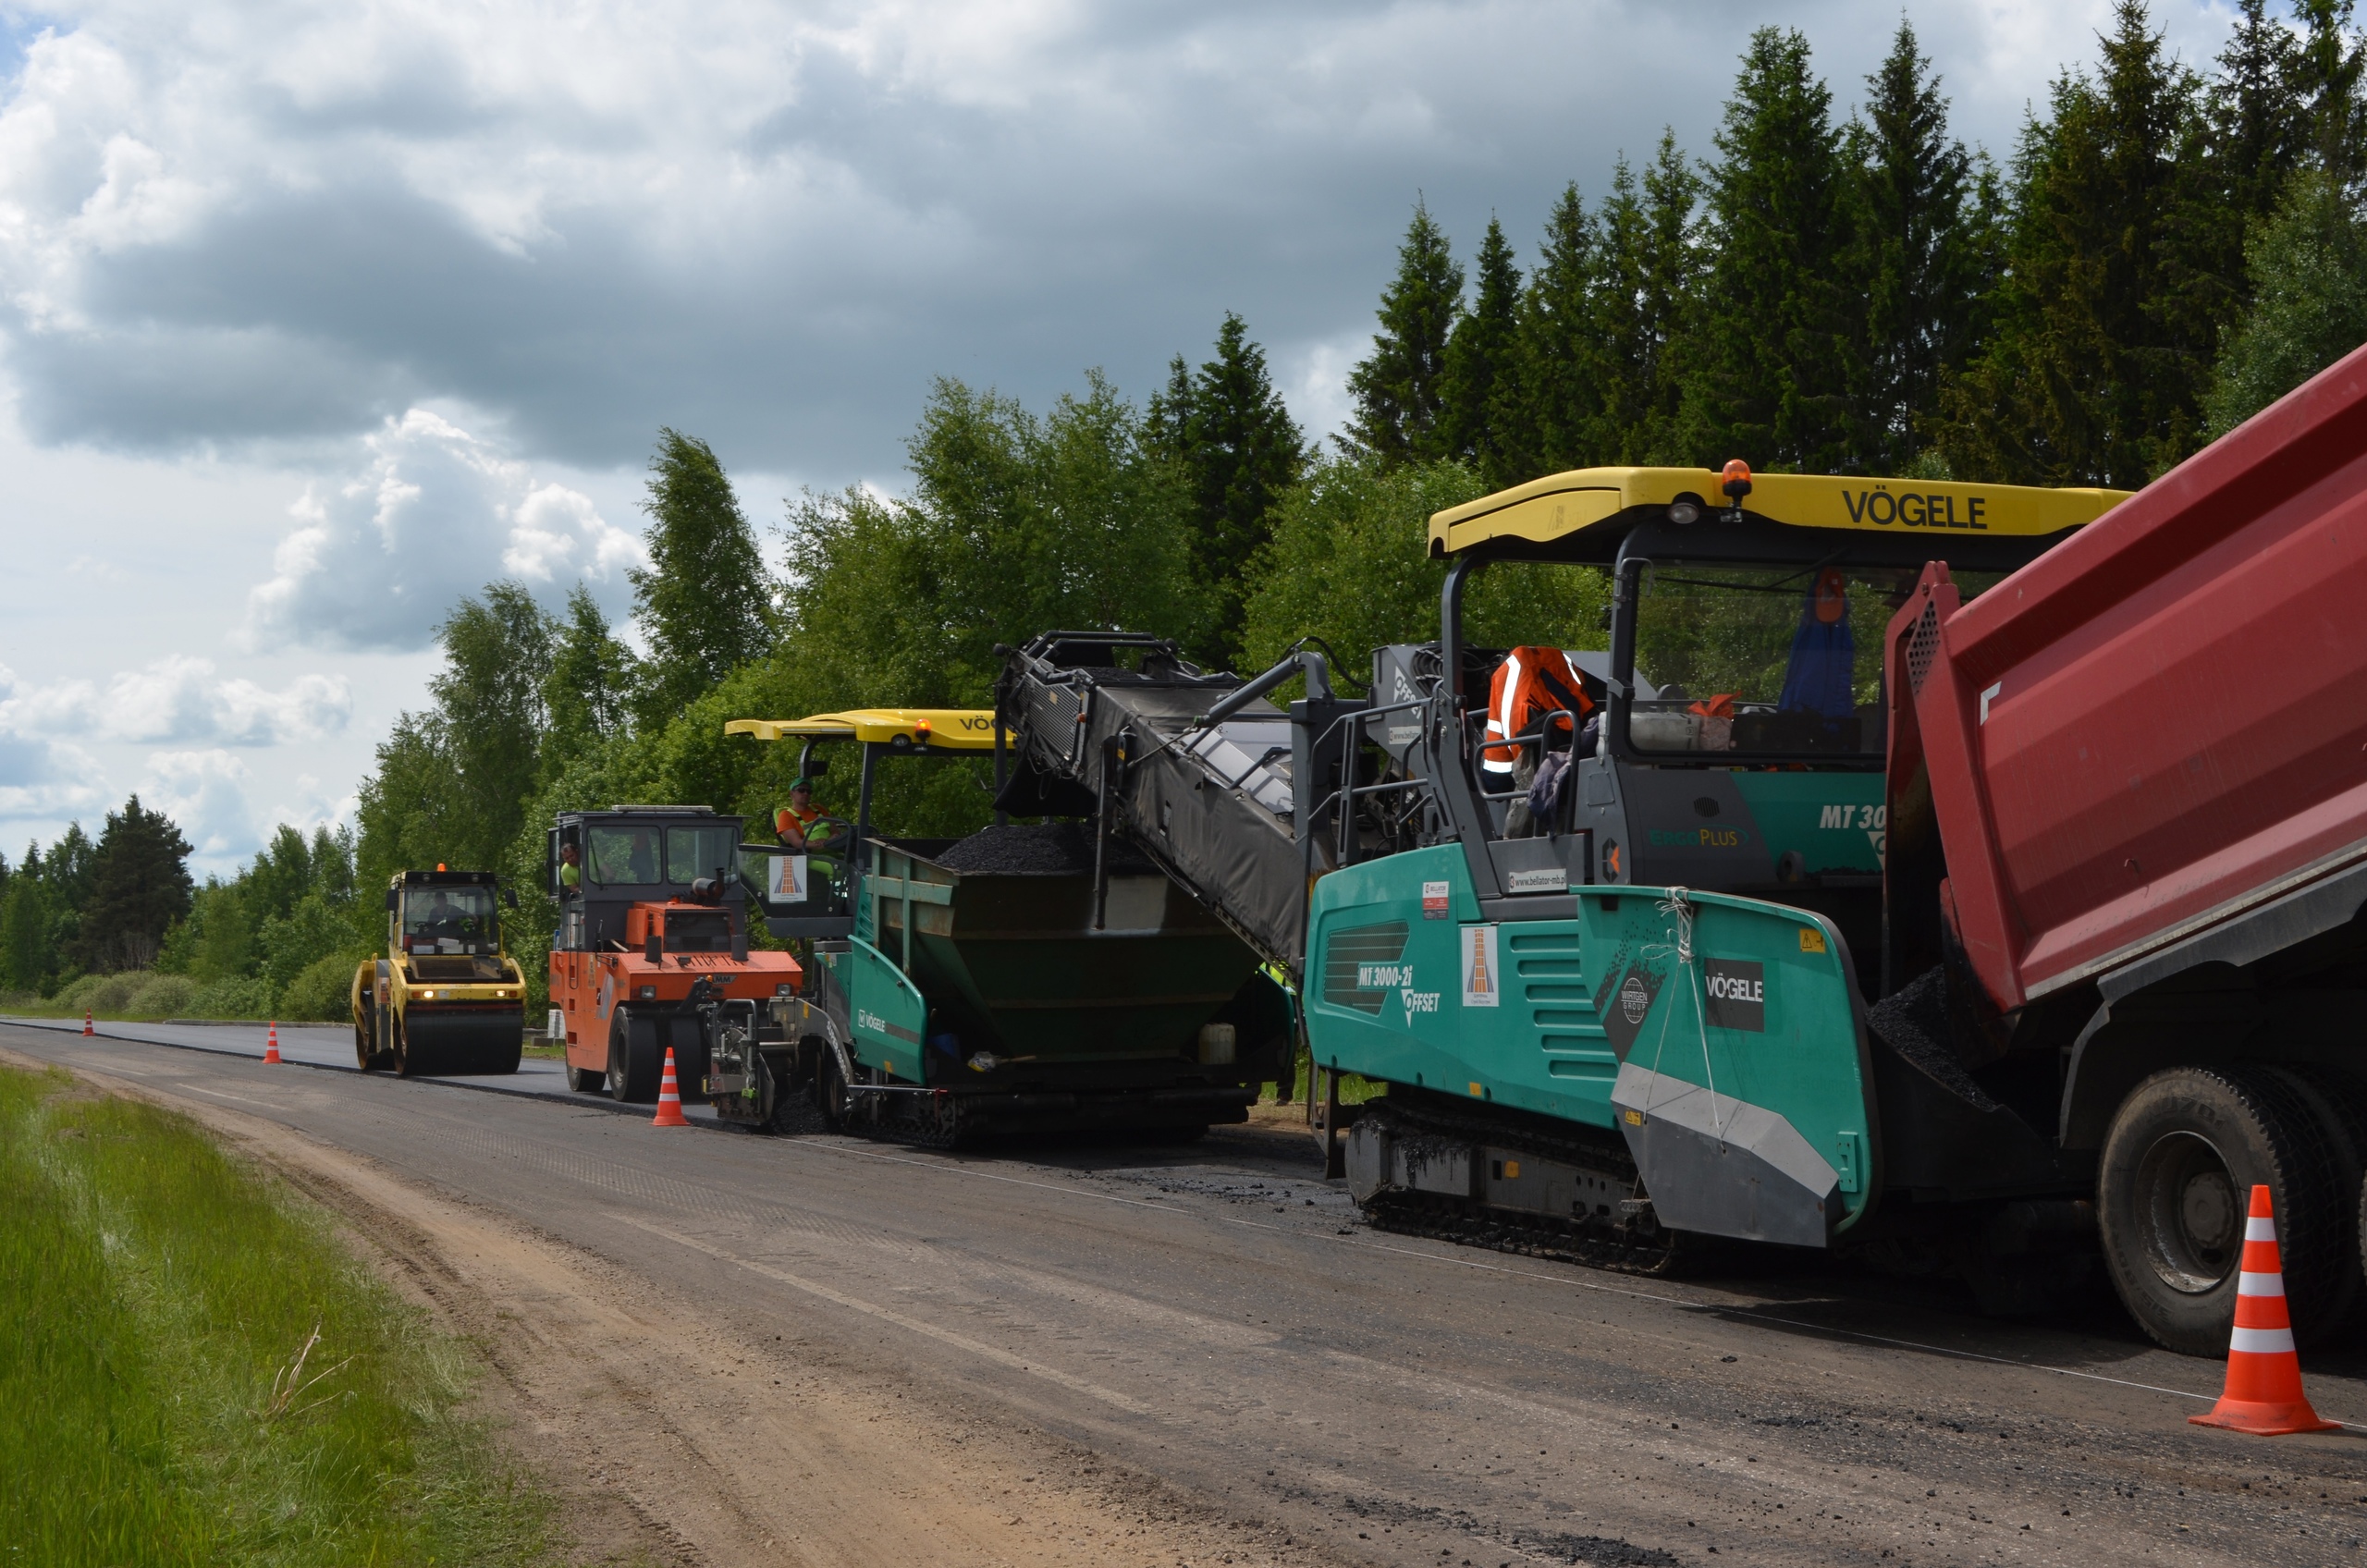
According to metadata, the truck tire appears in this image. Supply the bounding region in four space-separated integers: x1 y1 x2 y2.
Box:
2098 1065 2350 1354
607 1009 662 1104
567 1063 607 1094
2266 1065 2367 1339
354 999 375 1072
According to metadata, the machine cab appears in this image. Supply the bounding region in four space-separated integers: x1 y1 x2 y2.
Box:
546 806 747 953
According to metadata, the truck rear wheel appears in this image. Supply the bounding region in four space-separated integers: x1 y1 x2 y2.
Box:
567 1063 607 1093
2098 1065 2349 1354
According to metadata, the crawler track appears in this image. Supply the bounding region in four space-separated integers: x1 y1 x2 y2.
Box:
1354 1094 1688 1277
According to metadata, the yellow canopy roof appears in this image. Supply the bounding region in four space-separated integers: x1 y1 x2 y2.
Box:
724 708 1000 751
1428 467 2129 557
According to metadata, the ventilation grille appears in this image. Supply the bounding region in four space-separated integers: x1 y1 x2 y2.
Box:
1906 600 1943 693
1322 920 1410 1017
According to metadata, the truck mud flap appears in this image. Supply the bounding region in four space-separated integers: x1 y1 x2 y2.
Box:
1609 1062 1839 1248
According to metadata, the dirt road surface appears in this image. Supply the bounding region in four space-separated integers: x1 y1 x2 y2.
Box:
12 1019 2367 1567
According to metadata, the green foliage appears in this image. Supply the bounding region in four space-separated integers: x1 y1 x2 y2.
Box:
0 873 54 994
1938 2 2219 484
779 373 1198 713
632 428 773 727
277 952 360 1023
1440 218 1524 484
2207 172 2367 432
1239 453 1610 688
0 1065 559 1566
1849 18 1998 471
542 583 638 775
1685 27 1857 472
257 892 362 998
429 584 557 871
1147 314 1307 668
72 795 194 974
1346 201 1465 463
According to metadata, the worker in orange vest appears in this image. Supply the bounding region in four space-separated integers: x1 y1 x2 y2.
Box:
1482 647 1596 836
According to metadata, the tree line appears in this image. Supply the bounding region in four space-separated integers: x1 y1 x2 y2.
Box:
9 2 2365 1020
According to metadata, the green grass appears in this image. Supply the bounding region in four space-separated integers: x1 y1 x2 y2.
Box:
0 1063 562 1567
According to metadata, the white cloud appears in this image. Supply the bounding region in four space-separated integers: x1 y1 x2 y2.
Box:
136 749 353 859
137 748 252 857
0 655 350 745
245 407 643 649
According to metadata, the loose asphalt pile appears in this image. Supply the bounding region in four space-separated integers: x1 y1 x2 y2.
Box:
931 822 1160 878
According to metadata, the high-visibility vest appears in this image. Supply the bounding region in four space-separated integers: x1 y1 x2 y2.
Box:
776 802 821 840
1482 647 1596 773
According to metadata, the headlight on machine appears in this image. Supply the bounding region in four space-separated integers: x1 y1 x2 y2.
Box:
420 989 436 999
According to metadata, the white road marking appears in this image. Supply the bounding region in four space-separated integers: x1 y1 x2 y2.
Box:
608 1212 1155 1416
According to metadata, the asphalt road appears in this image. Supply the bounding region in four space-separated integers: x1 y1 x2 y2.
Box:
12 1016 2367 1567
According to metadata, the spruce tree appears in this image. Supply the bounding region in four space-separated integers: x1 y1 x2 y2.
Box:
1441 218 1524 484
1850 18 1990 471
2213 0 2308 222
1686 28 1858 472
631 428 773 724
1505 186 1600 479
1151 315 1306 668
73 796 193 973
1346 202 1465 463
1592 135 1704 465
1939 2 2217 484
2291 0 2367 188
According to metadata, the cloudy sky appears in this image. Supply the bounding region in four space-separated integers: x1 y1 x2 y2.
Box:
0 0 2243 876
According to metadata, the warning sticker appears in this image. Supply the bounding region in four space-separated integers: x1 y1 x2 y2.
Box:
1460 924 1500 1008
1421 880 1451 920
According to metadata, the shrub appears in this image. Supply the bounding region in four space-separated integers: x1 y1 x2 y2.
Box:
188 976 275 1022
277 953 362 1023
120 974 197 1019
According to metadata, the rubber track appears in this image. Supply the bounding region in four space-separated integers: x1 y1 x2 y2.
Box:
1354 1097 1686 1278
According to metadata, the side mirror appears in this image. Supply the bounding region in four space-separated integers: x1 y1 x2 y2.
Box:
385 888 399 912
504 887 520 910
644 929 662 964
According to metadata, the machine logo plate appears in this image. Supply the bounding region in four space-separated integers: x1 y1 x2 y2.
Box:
1703 959 1766 1031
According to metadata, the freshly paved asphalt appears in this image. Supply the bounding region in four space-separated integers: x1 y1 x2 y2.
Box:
9 1017 2367 1566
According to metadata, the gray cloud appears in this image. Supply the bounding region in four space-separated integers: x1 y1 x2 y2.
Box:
0 0 2241 483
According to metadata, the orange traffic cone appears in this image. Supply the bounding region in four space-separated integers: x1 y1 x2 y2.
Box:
263 1022 282 1066
81 1010 93 1036
650 1047 689 1127
2189 1184 2341 1435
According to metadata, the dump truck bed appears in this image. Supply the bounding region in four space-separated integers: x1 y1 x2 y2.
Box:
1891 343 2367 1015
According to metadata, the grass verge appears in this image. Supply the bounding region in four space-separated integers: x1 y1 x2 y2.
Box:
0 1062 562 1567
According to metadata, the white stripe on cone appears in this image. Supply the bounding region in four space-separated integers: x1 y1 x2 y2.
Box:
2245 1216 2279 1242
2229 1325 2299 1355
2238 1270 2287 1297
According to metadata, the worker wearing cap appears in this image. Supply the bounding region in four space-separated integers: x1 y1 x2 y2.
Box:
775 778 832 851
1482 647 1596 836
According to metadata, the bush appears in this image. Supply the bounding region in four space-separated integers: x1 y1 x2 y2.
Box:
187 976 276 1022
55 973 142 1016
277 953 362 1023
120 974 197 1019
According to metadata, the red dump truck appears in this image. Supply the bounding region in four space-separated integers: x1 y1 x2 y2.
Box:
1889 341 2367 1353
